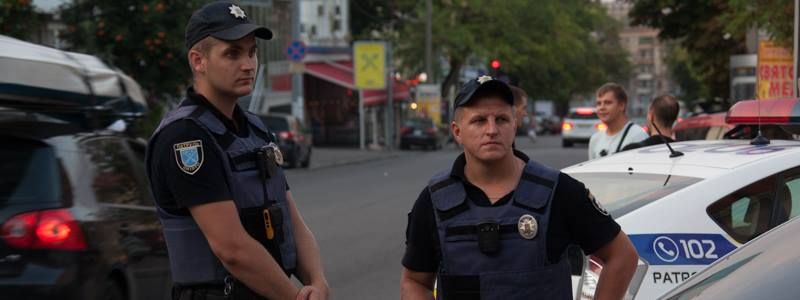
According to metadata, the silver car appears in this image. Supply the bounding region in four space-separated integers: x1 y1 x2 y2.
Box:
561 107 604 147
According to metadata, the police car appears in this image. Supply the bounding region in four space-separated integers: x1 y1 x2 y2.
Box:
562 98 800 299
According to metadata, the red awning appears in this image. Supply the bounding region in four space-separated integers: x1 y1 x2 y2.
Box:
304 61 410 106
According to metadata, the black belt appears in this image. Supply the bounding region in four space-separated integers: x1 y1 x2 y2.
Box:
173 285 227 300
438 274 480 300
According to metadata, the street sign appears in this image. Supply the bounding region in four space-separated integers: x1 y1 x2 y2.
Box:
354 41 386 89
286 40 306 62
416 84 442 125
757 41 794 100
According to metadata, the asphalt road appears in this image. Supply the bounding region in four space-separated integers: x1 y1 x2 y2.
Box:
284 135 588 299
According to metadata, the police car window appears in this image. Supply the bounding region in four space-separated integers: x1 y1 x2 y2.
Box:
82 137 148 206
1 137 62 205
567 172 702 217
707 176 777 244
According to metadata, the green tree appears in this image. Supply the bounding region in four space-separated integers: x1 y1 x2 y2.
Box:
0 0 39 39
631 0 797 100
723 0 794 46
381 0 630 105
59 0 205 98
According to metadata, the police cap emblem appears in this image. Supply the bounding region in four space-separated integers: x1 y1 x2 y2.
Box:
518 214 538 240
174 140 204 175
229 4 246 19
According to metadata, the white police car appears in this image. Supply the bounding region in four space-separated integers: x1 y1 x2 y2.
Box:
562 98 800 299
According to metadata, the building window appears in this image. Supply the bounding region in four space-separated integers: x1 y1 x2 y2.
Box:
310 25 317 36
639 37 654 45
335 5 341 15
639 49 653 59
300 23 305 33
318 5 324 16
332 19 341 32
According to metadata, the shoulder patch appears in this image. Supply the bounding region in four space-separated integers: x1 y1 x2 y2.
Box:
173 140 204 175
587 189 609 216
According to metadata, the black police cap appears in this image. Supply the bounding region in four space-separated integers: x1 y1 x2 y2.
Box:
185 1 273 49
454 76 514 109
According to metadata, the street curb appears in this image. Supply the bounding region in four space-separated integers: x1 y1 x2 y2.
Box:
308 152 404 170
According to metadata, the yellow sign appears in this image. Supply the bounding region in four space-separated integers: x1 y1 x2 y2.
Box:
354 41 386 89
757 41 794 99
416 84 441 125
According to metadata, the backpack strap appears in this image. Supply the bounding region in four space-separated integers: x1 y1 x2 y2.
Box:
615 122 634 153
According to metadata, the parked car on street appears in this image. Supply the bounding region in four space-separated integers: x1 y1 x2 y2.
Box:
660 215 800 300
562 99 800 299
564 138 800 299
0 34 170 300
561 107 604 147
0 108 171 300
400 117 442 150
258 113 312 168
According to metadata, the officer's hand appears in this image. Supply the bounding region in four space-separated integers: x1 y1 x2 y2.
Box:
295 285 321 300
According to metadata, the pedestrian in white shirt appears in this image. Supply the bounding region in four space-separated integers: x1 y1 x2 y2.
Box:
588 83 648 160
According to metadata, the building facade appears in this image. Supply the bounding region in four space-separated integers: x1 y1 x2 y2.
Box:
602 0 675 117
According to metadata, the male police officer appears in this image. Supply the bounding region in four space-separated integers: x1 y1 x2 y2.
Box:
146 2 328 299
400 76 638 299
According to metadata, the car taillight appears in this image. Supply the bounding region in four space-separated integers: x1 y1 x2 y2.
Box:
1 209 87 251
595 123 607 131
425 128 436 135
562 122 574 131
279 131 293 141
579 256 648 300
400 127 412 135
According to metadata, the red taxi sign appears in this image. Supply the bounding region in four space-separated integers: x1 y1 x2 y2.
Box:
725 98 800 125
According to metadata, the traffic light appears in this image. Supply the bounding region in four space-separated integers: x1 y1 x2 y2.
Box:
489 59 501 76
490 59 501 70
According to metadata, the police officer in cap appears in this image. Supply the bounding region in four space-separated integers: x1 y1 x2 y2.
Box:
146 2 328 299
400 76 638 299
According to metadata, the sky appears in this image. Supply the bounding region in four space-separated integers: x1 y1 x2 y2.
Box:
33 0 67 13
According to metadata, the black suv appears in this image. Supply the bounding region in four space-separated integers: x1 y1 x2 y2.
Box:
0 109 171 300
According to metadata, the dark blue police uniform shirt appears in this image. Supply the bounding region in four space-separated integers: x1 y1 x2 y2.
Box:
149 87 287 215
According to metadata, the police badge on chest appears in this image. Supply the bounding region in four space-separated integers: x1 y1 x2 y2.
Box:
256 142 283 178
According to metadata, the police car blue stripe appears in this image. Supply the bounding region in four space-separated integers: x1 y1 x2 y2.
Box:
629 234 737 265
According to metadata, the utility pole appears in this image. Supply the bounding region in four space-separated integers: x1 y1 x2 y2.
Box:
291 0 304 122
425 0 432 80
794 0 799 97
386 43 394 150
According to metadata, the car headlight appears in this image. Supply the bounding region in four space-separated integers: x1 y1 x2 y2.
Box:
579 256 649 300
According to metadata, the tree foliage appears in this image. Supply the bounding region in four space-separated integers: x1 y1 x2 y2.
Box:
630 0 793 102
353 0 631 104
60 0 205 98
0 0 39 39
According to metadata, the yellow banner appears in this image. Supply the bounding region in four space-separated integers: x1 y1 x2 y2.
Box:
757 41 793 100
353 41 386 89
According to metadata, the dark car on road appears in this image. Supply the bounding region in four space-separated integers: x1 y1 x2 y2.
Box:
259 113 312 168
400 118 442 150
0 108 171 300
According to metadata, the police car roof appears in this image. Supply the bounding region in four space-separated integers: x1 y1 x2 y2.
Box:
563 139 800 179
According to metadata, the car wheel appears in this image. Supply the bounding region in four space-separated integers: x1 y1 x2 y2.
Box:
562 140 573 148
100 280 124 300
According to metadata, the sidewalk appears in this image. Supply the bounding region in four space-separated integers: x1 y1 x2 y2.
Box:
308 147 405 169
